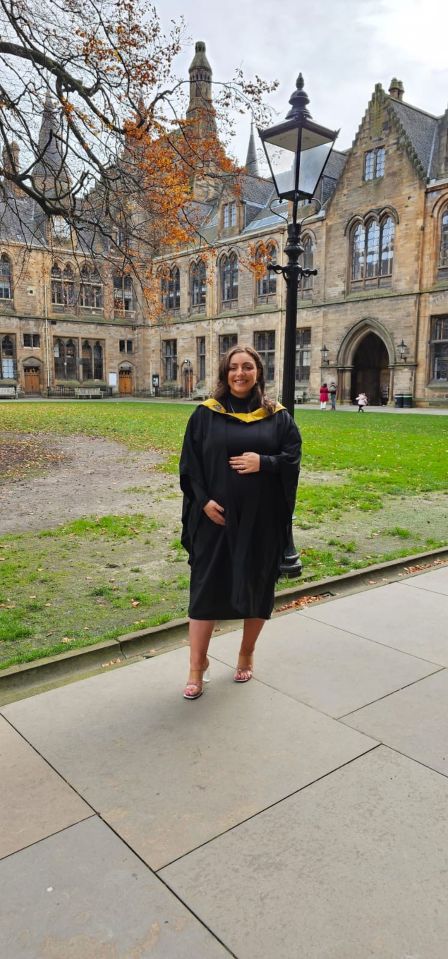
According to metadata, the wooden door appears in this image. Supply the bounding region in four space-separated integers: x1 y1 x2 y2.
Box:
119 370 133 395
24 369 41 394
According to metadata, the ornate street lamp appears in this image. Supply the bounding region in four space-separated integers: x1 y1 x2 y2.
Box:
320 344 330 366
259 75 338 576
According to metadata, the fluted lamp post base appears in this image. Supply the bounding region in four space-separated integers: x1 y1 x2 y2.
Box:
279 524 303 578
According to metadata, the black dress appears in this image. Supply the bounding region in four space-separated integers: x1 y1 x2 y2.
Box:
179 396 301 620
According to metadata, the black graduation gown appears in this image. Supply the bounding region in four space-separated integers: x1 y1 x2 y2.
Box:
179 398 302 620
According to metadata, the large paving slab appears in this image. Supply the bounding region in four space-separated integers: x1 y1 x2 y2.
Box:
0 716 92 860
2 648 375 870
0 816 229 959
300 581 448 664
343 667 448 776
210 614 439 717
400 565 448 596
161 747 448 959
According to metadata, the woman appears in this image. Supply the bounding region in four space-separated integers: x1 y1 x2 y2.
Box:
319 383 329 410
179 345 302 700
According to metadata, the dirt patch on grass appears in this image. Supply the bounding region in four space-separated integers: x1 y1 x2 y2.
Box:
0 432 177 535
0 435 67 485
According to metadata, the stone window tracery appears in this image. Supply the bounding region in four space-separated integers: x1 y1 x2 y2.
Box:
350 214 395 289
220 253 238 308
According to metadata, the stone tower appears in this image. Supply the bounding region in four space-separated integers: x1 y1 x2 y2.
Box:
186 41 217 143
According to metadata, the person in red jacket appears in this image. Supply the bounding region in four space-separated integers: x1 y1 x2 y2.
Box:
319 383 329 410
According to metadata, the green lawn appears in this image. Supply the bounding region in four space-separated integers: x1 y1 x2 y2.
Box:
0 401 447 668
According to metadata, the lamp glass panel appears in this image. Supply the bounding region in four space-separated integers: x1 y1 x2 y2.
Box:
263 128 334 199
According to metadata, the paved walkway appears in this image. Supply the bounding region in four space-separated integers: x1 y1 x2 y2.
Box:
1 565 448 958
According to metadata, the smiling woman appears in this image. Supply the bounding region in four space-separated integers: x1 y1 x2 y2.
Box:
179 345 302 700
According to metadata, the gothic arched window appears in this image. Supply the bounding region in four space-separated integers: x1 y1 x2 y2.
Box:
440 209 448 270
80 264 103 310
1 334 16 378
113 274 134 314
256 243 277 301
299 235 314 297
190 260 206 312
220 252 238 307
380 217 395 276
350 215 395 288
53 337 78 380
365 220 380 278
161 267 180 312
82 340 93 379
94 341 103 379
51 262 63 305
351 224 365 281
0 254 12 300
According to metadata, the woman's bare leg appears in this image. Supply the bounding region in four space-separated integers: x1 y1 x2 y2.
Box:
239 618 265 656
235 618 265 681
188 618 215 671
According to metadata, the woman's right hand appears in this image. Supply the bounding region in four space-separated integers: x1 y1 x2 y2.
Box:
203 500 225 526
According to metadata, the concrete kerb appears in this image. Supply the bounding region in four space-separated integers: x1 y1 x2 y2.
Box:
1 546 447 702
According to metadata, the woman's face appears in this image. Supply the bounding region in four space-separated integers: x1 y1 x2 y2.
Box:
227 351 258 397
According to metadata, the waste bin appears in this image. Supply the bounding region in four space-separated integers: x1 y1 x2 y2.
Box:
394 394 404 408
402 394 413 408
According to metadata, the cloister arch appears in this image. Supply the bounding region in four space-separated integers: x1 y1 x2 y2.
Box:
337 318 395 405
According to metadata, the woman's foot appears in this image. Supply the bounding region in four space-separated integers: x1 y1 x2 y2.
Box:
234 653 253 683
183 658 210 700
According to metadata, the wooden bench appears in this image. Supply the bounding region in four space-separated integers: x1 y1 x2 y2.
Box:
74 388 103 399
0 386 17 399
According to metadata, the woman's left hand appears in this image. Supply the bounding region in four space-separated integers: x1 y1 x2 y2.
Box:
229 452 260 474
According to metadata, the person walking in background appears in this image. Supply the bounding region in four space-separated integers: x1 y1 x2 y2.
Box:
329 382 337 411
179 345 301 701
356 391 368 412
319 383 329 410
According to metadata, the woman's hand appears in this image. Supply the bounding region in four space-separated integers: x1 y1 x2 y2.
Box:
203 500 226 525
229 452 260 474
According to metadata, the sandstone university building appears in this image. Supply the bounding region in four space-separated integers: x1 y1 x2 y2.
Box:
1 43 448 406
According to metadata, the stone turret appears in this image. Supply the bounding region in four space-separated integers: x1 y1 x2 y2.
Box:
245 122 259 177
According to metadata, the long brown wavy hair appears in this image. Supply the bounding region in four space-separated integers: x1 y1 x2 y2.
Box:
213 345 276 414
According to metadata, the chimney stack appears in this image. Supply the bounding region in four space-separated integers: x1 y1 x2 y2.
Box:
389 78 404 101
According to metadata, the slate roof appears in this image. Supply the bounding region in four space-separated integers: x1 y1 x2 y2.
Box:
0 187 47 246
387 96 440 179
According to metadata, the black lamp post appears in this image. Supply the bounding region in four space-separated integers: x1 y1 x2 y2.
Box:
259 75 338 576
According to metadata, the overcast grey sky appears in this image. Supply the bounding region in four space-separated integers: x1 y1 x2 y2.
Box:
159 0 448 165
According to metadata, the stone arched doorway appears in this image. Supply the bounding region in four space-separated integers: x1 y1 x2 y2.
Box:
118 364 134 395
23 358 43 394
351 332 390 405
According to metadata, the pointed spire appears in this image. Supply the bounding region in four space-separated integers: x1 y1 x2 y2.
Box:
245 122 259 176
33 90 70 195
